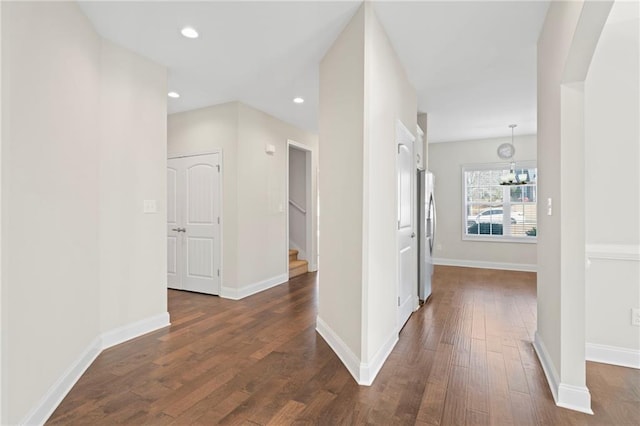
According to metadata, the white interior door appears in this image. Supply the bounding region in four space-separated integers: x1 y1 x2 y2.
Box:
167 153 221 295
397 121 417 329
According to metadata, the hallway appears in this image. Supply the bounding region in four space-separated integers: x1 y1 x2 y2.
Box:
48 267 639 425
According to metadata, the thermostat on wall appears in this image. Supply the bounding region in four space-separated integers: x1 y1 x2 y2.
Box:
265 144 276 155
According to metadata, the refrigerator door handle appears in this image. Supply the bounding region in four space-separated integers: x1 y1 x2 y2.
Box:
429 193 436 255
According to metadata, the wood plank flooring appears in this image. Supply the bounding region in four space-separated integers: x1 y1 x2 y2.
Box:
47 266 640 425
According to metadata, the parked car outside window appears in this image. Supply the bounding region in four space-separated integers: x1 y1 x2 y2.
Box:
468 208 524 225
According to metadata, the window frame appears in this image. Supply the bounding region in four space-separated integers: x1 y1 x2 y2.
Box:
462 162 537 244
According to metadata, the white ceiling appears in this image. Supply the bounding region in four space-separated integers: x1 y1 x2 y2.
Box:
78 1 549 143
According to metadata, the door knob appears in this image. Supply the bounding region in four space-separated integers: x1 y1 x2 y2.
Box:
172 228 186 232
411 232 416 238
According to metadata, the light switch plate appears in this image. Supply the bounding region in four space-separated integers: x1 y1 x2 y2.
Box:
143 200 157 213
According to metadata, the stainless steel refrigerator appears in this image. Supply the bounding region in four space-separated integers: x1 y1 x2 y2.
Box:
418 170 436 302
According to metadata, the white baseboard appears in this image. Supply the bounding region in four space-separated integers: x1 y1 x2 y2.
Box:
433 257 536 272
21 312 170 426
21 337 102 426
557 384 593 414
220 273 288 300
533 332 593 415
101 312 171 349
359 330 398 386
315 316 398 386
533 332 560 403
316 316 361 383
586 343 640 369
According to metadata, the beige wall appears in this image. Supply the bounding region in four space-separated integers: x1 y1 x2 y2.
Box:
536 0 613 412
167 102 318 295
98 40 168 332
536 0 583 391
428 135 537 270
585 0 640 357
318 4 366 360
236 103 317 287
318 2 417 382
1 2 167 423
2 4 101 421
362 4 417 363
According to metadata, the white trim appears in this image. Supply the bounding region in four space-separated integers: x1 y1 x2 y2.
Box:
220 273 288 300
359 330 399 386
316 316 361 383
315 317 399 386
534 332 593 415
168 149 221 159
586 343 640 369
21 338 102 426
557 384 593 415
21 313 170 426
533 332 560 403
101 312 170 349
463 235 537 244
586 244 640 262
433 257 537 272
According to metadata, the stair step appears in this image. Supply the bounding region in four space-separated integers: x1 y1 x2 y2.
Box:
289 259 308 279
289 249 299 262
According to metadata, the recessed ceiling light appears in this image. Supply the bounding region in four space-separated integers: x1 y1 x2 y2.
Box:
293 97 304 104
168 92 180 98
181 27 199 39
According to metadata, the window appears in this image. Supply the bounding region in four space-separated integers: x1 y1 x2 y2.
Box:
463 163 537 242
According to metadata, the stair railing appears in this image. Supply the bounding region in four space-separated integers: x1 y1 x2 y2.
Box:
288 199 306 214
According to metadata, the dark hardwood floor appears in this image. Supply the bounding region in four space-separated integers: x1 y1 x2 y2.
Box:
48 266 640 425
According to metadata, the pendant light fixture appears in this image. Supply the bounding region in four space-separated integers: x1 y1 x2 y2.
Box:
499 124 527 185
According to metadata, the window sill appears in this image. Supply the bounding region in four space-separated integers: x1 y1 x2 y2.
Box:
463 235 537 244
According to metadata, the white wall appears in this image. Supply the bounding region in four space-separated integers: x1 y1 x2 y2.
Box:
318 2 417 383
362 3 417 366
167 102 318 296
2 4 101 421
1 2 167 423
428 135 537 270
585 0 640 365
288 147 307 257
536 0 612 413
318 4 366 361
236 103 317 288
98 40 168 332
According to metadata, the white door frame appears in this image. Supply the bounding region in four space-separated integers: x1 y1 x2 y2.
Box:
285 140 316 274
167 150 223 291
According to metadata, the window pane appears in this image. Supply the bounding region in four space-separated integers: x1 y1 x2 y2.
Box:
464 165 537 240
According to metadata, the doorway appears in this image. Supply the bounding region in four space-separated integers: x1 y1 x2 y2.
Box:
286 141 314 276
167 152 222 295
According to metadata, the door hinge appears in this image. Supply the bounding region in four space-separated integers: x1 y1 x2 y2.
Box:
216 164 220 172
217 217 220 224
397 297 400 306
397 220 400 229
217 269 220 277
397 143 401 153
